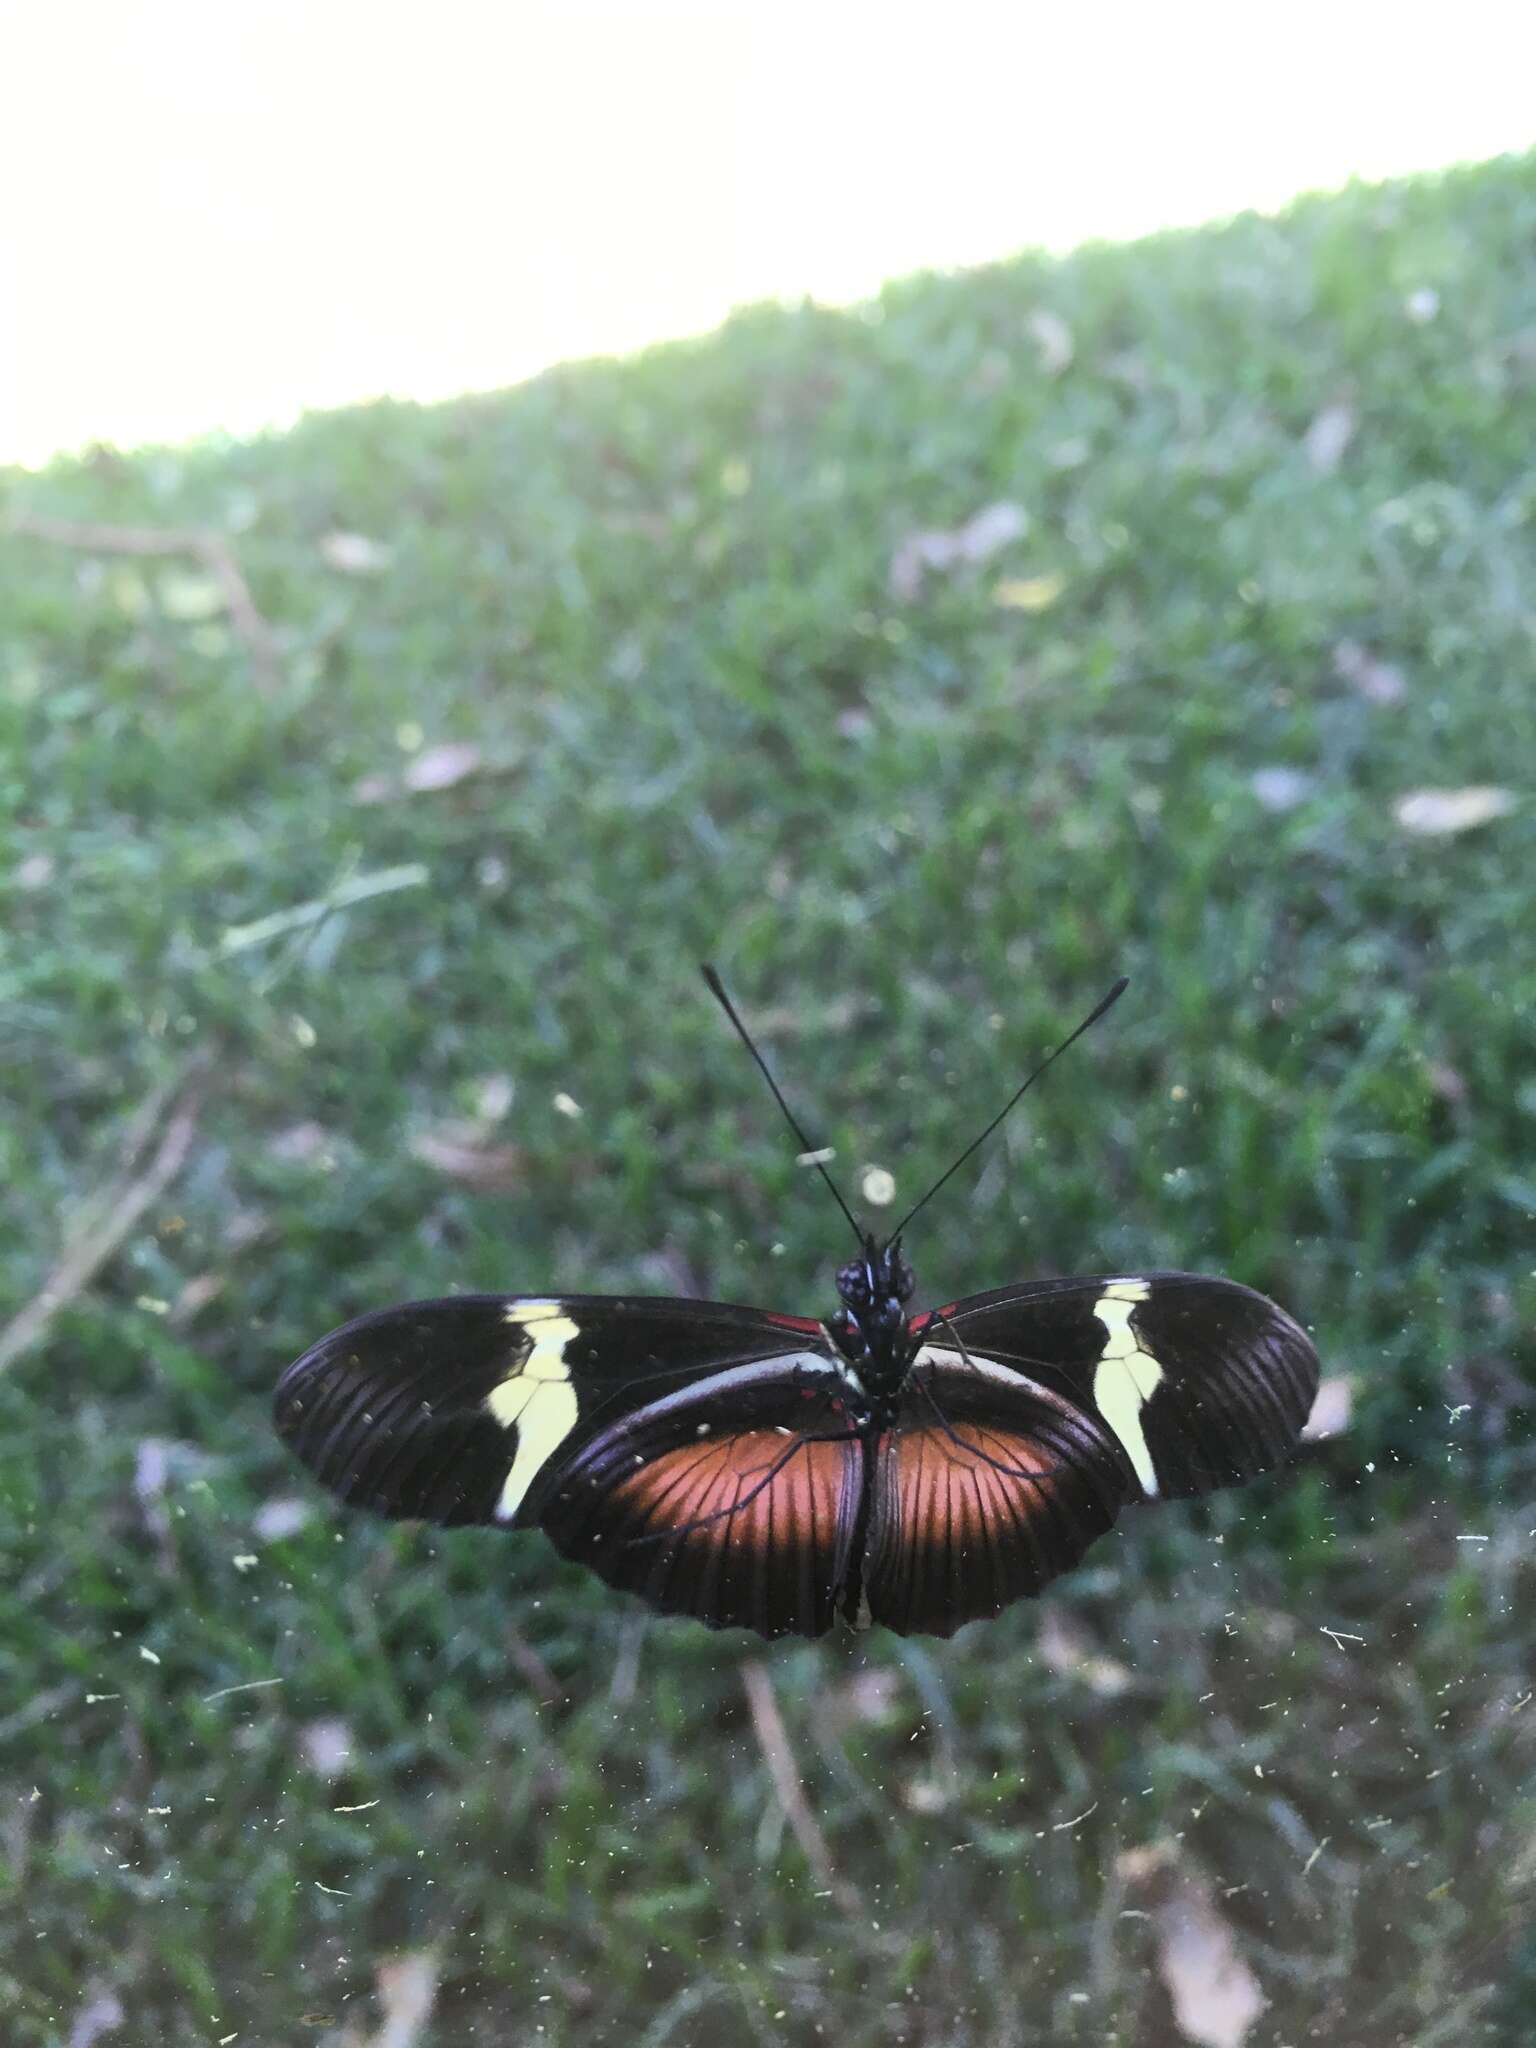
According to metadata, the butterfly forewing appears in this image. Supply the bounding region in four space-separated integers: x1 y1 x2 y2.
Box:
863 1361 1134 1637
917 1272 1319 1503
273 1293 835 1532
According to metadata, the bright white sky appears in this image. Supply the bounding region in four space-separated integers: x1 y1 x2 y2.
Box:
2 0 1533 468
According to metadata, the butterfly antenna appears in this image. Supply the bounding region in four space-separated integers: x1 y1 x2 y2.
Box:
700 964 865 1247
884 976 1130 1245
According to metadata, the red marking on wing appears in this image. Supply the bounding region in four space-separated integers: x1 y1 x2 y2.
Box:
907 1304 957 1334
763 1312 824 1334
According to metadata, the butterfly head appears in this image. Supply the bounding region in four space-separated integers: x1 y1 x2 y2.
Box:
836 1235 915 1315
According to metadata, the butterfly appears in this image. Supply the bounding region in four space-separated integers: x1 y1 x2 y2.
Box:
273 970 1319 1639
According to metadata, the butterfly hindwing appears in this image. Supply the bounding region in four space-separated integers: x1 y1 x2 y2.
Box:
863 1359 1134 1637
537 1360 866 1637
272 1292 833 1533
916 1272 1320 1503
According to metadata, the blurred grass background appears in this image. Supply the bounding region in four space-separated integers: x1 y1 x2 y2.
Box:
2 153 1535 2045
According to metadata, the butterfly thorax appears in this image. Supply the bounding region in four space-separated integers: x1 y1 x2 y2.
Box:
827 1236 922 1415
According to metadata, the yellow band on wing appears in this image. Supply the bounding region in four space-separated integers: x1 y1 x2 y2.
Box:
489 1302 582 1521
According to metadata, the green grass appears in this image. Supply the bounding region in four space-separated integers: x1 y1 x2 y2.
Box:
3 153 1535 2046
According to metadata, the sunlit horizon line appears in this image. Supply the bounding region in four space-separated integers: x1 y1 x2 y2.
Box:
4 150 1501 480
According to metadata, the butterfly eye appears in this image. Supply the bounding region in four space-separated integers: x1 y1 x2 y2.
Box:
836 1261 873 1307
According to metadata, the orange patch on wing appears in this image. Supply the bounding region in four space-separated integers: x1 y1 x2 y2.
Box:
611 1428 847 1552
865 1405 1128 1636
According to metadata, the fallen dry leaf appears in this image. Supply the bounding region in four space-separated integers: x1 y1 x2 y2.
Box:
1394 787 1516 836
403 742 483 791
409 1130 524 1190
355 741 489 805
902 1775 951 1813
301 1718 354 1777
1332 639 1406 705
169 1272 225 1326
133 1437 213 1514
267 1121 335 1165
1425 1059 1467 1104
253 1496 314 1542
1027 308 1074 374
1303 400 1356 475
1118 1845 1265 2047
1301 1376 1353 1441
994 571 1065 613
320 530 392 576
1250 767 1314 813
1156 1876 1266 2048
474 1072 515 1122
155 569 225 620
67 1990 124 2048
368 1951 440 2048
1036 1606 1132 1695
828 1666 902 1731
889 500 1028 600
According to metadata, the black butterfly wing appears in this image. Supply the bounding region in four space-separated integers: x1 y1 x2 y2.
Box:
863 1362 1135 1638
915 1271 1320 1502
273 1293 864 1636
862 1271 1320 1637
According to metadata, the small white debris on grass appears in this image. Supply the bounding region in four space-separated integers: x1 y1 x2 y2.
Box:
796 1146 836 1167
139 1647 161 1665
1251 767 1314 813
332 1799 380 1813
861 1165 897 1207
1302 1377 1353 1440
232 1554 259 1572
253 1497 313 1542
319 529 392 575
476 1072 515 1122
553 1092 582 1118
1028 309 1074 373
1304 399 1357 474
1319 1627 1365 1648
302 1717 354 1776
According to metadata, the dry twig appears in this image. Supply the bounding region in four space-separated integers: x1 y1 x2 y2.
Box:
9 510 281 694
0 1067 208 1375
741 1660 858 1912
